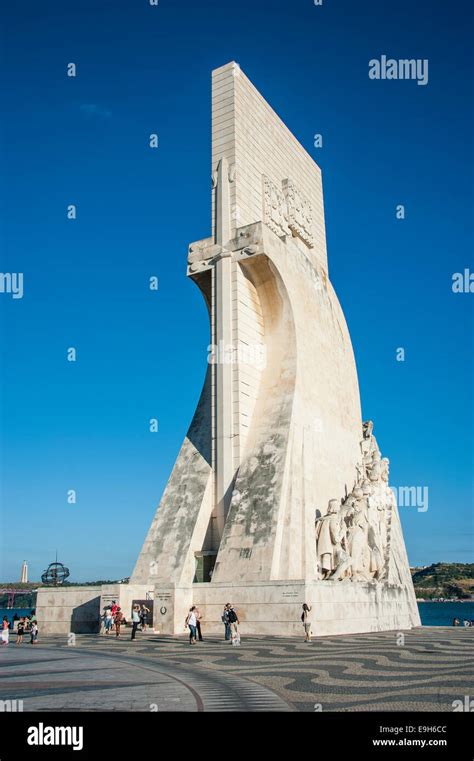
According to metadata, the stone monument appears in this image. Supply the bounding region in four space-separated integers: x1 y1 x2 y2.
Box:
129 62 421 636
36 62 420 634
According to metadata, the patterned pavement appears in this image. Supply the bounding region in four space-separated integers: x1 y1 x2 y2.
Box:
0 627 472 712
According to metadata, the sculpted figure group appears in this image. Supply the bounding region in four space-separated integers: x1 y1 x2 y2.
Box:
315 421 393 582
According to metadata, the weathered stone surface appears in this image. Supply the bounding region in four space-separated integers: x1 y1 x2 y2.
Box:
130 368 213 586
36 587 101 634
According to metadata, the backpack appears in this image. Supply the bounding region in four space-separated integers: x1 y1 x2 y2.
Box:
227 609 237 624
301 612 305 622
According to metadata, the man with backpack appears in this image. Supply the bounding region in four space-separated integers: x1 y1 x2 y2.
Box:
226 604 240 645
222 604 231 640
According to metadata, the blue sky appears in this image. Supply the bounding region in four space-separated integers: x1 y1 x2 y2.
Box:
1 0 472 581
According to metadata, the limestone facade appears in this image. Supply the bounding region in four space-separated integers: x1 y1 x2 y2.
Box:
130 62 420 636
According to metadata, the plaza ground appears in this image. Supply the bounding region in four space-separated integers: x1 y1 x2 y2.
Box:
1 627 472 712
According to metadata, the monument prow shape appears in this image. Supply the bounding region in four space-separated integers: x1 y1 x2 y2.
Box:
131 62 420 635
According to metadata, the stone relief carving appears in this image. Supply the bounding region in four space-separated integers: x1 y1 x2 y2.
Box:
262 175 314 248
315 421 394 583
282 178 314 248
262 175 290 238
315 499 343 579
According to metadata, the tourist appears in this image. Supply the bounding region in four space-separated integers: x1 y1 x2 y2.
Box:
195 606 203 641
140 604 150 632
227 604 240 645
185 606 198 644
114 607 124 638
131 605 141 641
16 618 25 645
222 604 231 641
104 608 114 635
301 603 312 642
30 621 38 645
453 618 460 626
1 616 9 646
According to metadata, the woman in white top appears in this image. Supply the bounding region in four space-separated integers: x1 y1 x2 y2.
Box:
1 617 9 646
185 607 198 644
302 603 312 642
131 605 141 641
104 608 113 635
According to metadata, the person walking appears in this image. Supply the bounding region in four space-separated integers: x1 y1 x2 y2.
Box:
114 607 124 638
16 618 25 645
140 604 150 632
131 605 141 641
227 604 240 645
195 606 203 641
222 604 231 641
1 617 9 646
30 621 38 645
185 607 198 644
301 603 312 642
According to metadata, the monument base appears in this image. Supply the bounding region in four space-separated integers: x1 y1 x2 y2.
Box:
35 586 102 635
153 580 421 637
36 583 153 635
36 579 420 637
